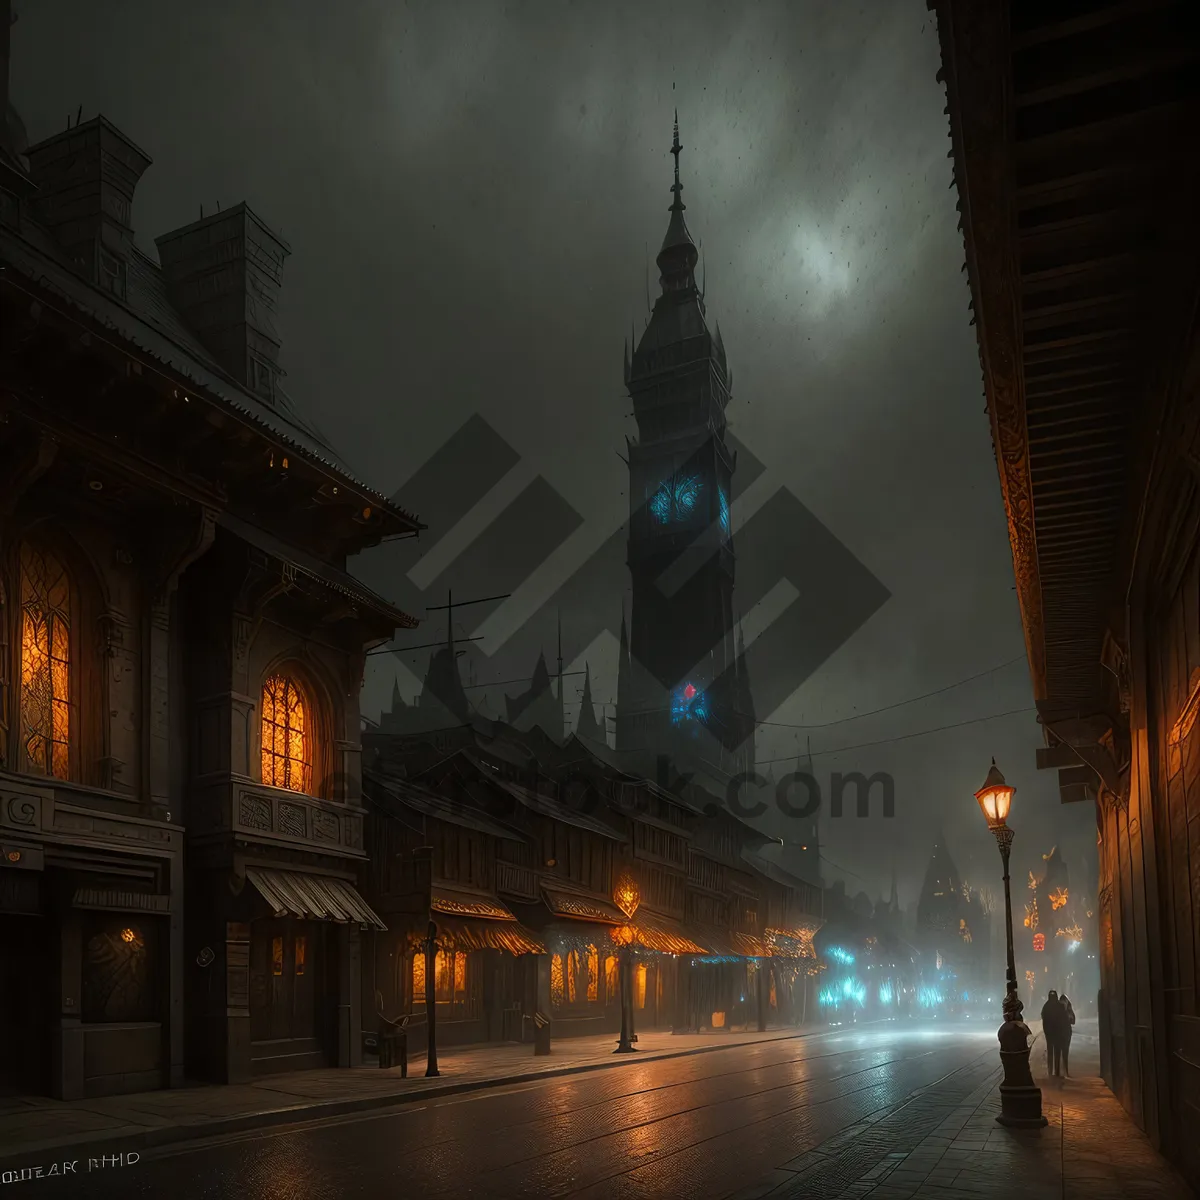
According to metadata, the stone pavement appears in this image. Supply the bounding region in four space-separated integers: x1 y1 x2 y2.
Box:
731 1024 1195 1200
0 1022 825 1169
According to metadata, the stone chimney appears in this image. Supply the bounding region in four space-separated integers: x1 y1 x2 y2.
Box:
154 203 290 404
25 115 152 299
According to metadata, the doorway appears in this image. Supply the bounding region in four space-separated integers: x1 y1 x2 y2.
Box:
0 914 49 1096
249 919 324 1072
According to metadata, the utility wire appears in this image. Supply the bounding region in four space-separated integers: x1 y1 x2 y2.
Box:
755 706 1036 765
751 654 1027 730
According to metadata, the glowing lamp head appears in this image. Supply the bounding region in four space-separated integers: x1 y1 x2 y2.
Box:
614 924 635 946
683 683 696 701
974 758 1014 829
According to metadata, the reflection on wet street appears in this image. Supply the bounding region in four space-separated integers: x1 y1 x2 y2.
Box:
32 1023 999 1199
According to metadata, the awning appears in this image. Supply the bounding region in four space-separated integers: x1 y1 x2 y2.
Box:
407 915 545 956
542 885 626 924
245 867 386 930
630 911 708 955
765 923 821 959
430 884 515 922
683 924 767 959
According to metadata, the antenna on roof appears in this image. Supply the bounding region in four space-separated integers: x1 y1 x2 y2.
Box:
75 105 82 126
200 205 204 219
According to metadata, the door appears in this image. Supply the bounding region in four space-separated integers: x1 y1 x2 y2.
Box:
249 919 319 1044
0 914 49 1095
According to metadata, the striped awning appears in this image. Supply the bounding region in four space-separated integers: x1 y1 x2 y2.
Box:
430 885 515 922
407 915 545 956
245 868 386 931
630 911 708 955
543 886 626 924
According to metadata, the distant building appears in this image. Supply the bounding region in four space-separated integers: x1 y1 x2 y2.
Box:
613 116 755 787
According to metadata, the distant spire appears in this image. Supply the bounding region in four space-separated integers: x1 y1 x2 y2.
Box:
575 662 603 742
557 610 565 737
390 678 402 713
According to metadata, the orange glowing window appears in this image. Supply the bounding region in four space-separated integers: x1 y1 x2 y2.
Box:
261 673 312 793
634 962 648 1009
566 950 579 1004
604 955 618 999
551 953 565 1006
295 935 307 976
587 945 599 1001
19 544 71 780
271 936 284 975
412 952 426 998
1033 933 1045 952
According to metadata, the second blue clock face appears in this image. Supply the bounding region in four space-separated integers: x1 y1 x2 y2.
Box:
650 473 703 524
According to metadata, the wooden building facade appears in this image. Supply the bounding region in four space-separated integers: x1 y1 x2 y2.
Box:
0 76 421 1095
930 0 1200 1187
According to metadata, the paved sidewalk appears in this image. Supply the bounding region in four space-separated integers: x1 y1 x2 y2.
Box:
731 1024 1194 1200
0 1023 824 1168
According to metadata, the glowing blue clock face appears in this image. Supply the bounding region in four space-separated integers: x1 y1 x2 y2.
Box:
650 473 703 525
671 681 708 725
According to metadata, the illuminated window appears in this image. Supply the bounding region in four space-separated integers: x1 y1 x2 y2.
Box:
604 955 618 999
19 544 71 779
261 673 312 793
551 954 565 1006
634 962 648 1009
566 949 579 1004
295 935 307 976
587 945 599 1001
271 936 284 976
412 950 464 1002
718 487 730 534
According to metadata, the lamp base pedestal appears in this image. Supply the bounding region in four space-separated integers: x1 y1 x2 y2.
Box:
995 1046 1047 1128
996 1084 1048 1128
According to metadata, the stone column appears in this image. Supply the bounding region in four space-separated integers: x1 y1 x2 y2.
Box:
222 921 252 1084
53 910 85 1100
335 923 363 1067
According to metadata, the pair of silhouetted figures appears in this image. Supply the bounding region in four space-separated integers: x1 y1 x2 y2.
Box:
1039 989 1076 1077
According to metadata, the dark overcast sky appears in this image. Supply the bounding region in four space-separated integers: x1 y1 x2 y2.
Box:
11 0 1098 905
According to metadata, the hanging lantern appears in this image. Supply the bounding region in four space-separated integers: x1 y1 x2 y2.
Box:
613 873 641 919
1033 933 1045 952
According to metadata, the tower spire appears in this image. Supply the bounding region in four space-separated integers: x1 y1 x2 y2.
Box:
656 111 698 291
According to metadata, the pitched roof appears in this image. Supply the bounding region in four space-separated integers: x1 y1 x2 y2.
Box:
0 216 422 537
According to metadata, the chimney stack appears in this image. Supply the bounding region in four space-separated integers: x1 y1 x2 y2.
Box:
154 203 290 404
1 1 36 209
25 116 152 298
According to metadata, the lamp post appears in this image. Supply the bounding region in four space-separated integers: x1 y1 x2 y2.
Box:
612 873 641 1054
975 759 1046 1128
423 919 440 1078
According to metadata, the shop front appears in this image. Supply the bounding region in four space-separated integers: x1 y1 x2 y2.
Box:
0 788 184 1100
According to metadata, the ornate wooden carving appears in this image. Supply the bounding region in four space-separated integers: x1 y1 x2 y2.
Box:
276 801 306 838
312 810 338 841
935 0 1045 698
238 793 271 831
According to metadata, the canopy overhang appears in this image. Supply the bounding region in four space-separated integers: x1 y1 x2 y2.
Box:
245 867 385 931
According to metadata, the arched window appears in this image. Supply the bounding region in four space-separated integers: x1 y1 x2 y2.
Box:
18 543 72 779
261 672 312 793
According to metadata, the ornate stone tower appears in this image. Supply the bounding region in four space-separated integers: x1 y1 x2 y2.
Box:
613 114 753 783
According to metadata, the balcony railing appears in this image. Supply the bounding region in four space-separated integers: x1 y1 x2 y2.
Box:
496 861 538 900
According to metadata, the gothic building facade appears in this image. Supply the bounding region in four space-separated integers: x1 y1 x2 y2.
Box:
613 117 755 786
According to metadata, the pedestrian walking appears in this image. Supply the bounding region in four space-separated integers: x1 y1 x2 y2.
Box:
1040 990 1064 1076
1060 994 1076 1077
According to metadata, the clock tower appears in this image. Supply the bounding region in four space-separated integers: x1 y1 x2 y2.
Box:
614 115 754 784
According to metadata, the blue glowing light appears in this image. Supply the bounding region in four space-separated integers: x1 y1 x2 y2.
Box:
670 681 708 726
879 983 895 1006
917 987 944 1008
827 946 855 965
650 474 704 525
718 487 730 533
819 977 866 1008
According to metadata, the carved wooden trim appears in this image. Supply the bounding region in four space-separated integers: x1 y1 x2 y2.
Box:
934 0 1045 698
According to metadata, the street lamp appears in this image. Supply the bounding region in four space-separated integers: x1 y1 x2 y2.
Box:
975 759 1046 1128
612 873 641 1055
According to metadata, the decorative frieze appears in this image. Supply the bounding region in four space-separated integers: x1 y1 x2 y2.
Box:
231 785 364 859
